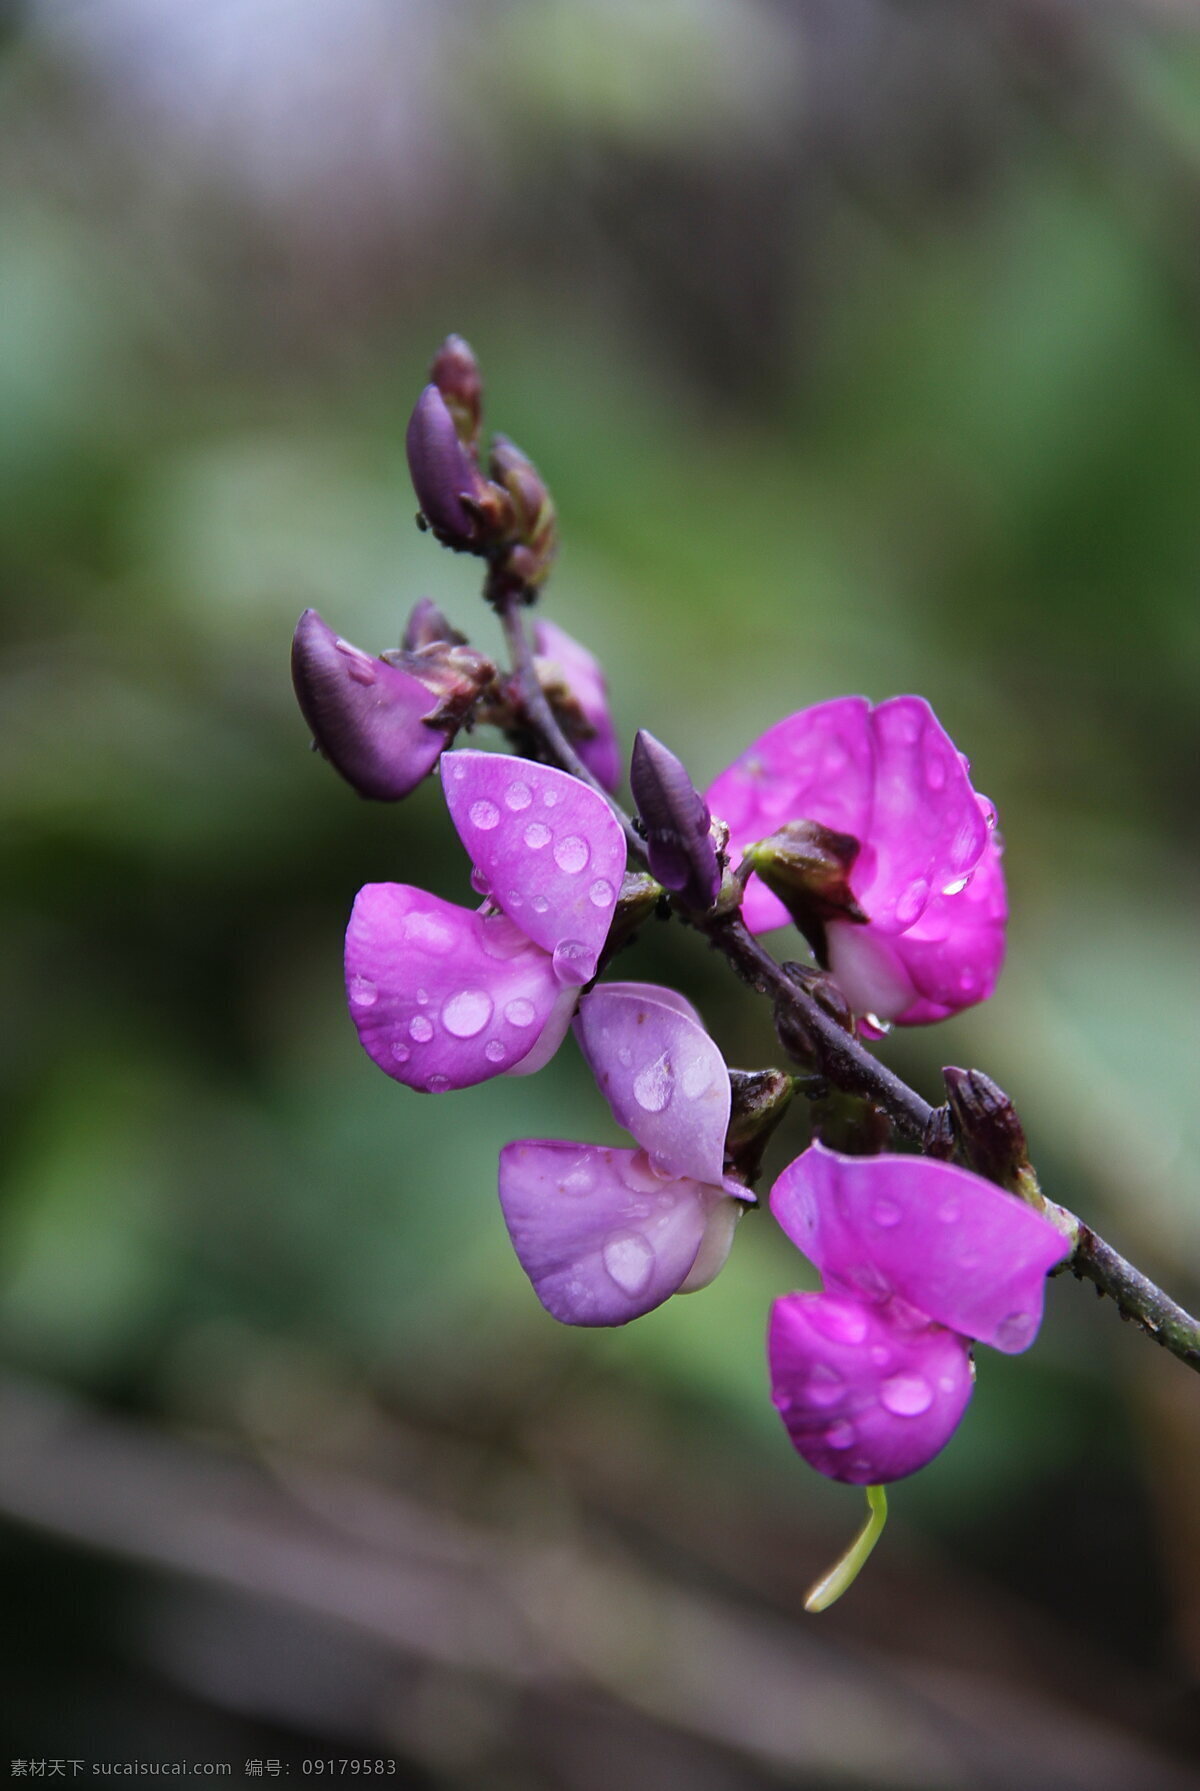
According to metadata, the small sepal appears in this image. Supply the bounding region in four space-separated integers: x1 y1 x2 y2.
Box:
725 1068 794 1187
429 333 483 453
747 820 867 962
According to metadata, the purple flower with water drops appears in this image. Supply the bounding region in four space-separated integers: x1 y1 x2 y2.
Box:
533 619 621 793
767 1143 1069 1484
499 983 754 1326
345 751 627 1092
705 696 1006 1027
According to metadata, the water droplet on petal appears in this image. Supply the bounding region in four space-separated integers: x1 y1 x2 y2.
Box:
825 1419 856 1450
937 1199 960 1224
416 988 429 1005
484 1040 507 1063
806 1363 844 1408
589 878 615 908
504 781 532 812
925 751 947 790
506 889 524 908
872 1198 902 1228
552 939 592 985
504 998 536 1028
542 788 559 807
632 1051 674 1114
810 1303 868 1346
616 1046 632 1067
824 743 848 773
957 968 978 995
450 762 467 780
895 879 929 927
553 835 589 874
531 895 550 914
349 975 378 1007
403 913 457 956
996 1311 1032 1349
409 1015 434 1043
870 1344 891 1367
426 1073 450 1092
942 874 971 896
390 1042 410 1063
939 1375 958 1393
469 799 500 831
524 821 551 849
679 1056 713 1100
441 989 493 1038
863 1013 892 1036
602 1231 655 1298
335 639 376 685
880 1374 933 1417
561 1166 593 1195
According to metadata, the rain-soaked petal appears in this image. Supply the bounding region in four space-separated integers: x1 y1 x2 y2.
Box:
880 835 1007 1024
705 698 874 934
768 1291 974 1484
345 886 576 1093
499 1140 735 1326
291 609 448 800
441 751 627 986
575 983 734 1188
534 618 621 793
770 1143 1069 1352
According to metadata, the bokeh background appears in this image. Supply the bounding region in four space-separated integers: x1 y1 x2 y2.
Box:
2 0 1199 1784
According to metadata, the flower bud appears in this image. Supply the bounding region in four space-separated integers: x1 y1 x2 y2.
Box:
405 384 488 547
292 608 459 800
401 597 465 652
942 1066 1034 1197
429 333 483 452
726 1068 793 1186
745 820 867 962
489 435 558 592
380 638 496 728
630 730 721 912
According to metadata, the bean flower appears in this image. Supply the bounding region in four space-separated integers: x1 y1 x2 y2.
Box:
705 696 1006 1026
499 983 753 1325
768 1143 1069 1484
345 751 626 1092
533 618 621 794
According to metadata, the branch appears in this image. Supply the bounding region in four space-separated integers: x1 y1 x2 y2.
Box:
500 598 1200 1376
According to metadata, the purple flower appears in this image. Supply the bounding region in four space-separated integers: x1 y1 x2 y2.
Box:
630 730 721 912
405 384 485 546
344 752 627 1092
767 1143 1069 1483
533 619 621 793
499 983 753 1325
291 609 453 800
705 696 1005 1026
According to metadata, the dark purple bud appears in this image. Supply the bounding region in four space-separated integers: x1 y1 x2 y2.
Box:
401 597 465 652
489 435 558 590
597 871 665 966
943 1066 1031 1192
429 334 483 451
630 730 720 911
922 1103 957 1160
405 385 485 546
291 609 453 800
746 820 867 963
726 1068 794 1187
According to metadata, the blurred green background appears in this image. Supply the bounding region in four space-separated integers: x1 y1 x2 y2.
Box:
2 1 1199 1784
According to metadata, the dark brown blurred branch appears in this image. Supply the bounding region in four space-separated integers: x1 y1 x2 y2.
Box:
500 597 1200 1377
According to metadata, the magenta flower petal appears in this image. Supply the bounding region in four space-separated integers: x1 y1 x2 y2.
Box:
441 751 627 986
883 835 1007 1024
768 1292 974 1483
705 698 874 933
345 885 575 1092
771 1143 1070 1352
850 698 989 935
291 609 447 800
405 384 480 544
575 983 732 1187
534 619 621 793
499 1140 725 1325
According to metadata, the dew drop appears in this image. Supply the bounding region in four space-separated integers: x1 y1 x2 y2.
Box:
617 1046 632 1066
863 1013 892 1036
416 987 430 1005
939 1376 958 1393
957 968 978 994
390 1042 410 1064
872 1198 902 1228
531 895 550 914
403 913 457 956
451 762 467 780
348 975 378 1008
937 1199 960 1224
602 1231 655 1298
469 798 500 831
588 878 615 908
441 989 493 1038
925 751 947 790
504 998 536 1028
942 874 971 897
523 821 552 850
504 781 532 812
408 1015 434 1043
824 743 848 774
554 834 590 875
996 1311 1032 1349
484 1040 507 1063
542 788 560 807
810 1302 868 1346
880 1374 933 1417
895 879 929 927
806 1363 844 1408
632 1052 674 1114
679 1056 713 1100
426 1073 450 1093
825 1419 856 1451
561 1166 593 1196
870 1344 891 1368
552 940 592 985
506 889 524 908
470 865 491 897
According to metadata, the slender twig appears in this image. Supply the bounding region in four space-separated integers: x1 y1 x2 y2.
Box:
499 593 1200 1375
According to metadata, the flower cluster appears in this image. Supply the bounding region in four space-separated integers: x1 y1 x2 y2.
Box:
292 335 1073 1600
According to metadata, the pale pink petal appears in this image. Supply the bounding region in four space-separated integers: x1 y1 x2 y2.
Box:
851 698 990 934
498 1141 719 1325
441 751 626 985
534 619 621 793
345 886 572 1092
705 698 873 935
768 1292 974 1483
575 983 732 1186
771 1143 1069 1352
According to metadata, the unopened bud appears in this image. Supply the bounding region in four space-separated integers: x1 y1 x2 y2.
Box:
401 597 465 652
726 1068 794 1186
429 334 483 452
630 730 721 912
943 1066 1034 1197
489 435 558 591
597 870 666 964
406 385 488 547
922 1103 956 1160
747 821 867 962
292 609 463 801
380 638 496 729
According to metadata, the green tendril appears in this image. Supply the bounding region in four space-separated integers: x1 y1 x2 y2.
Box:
804 1484 889 1613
